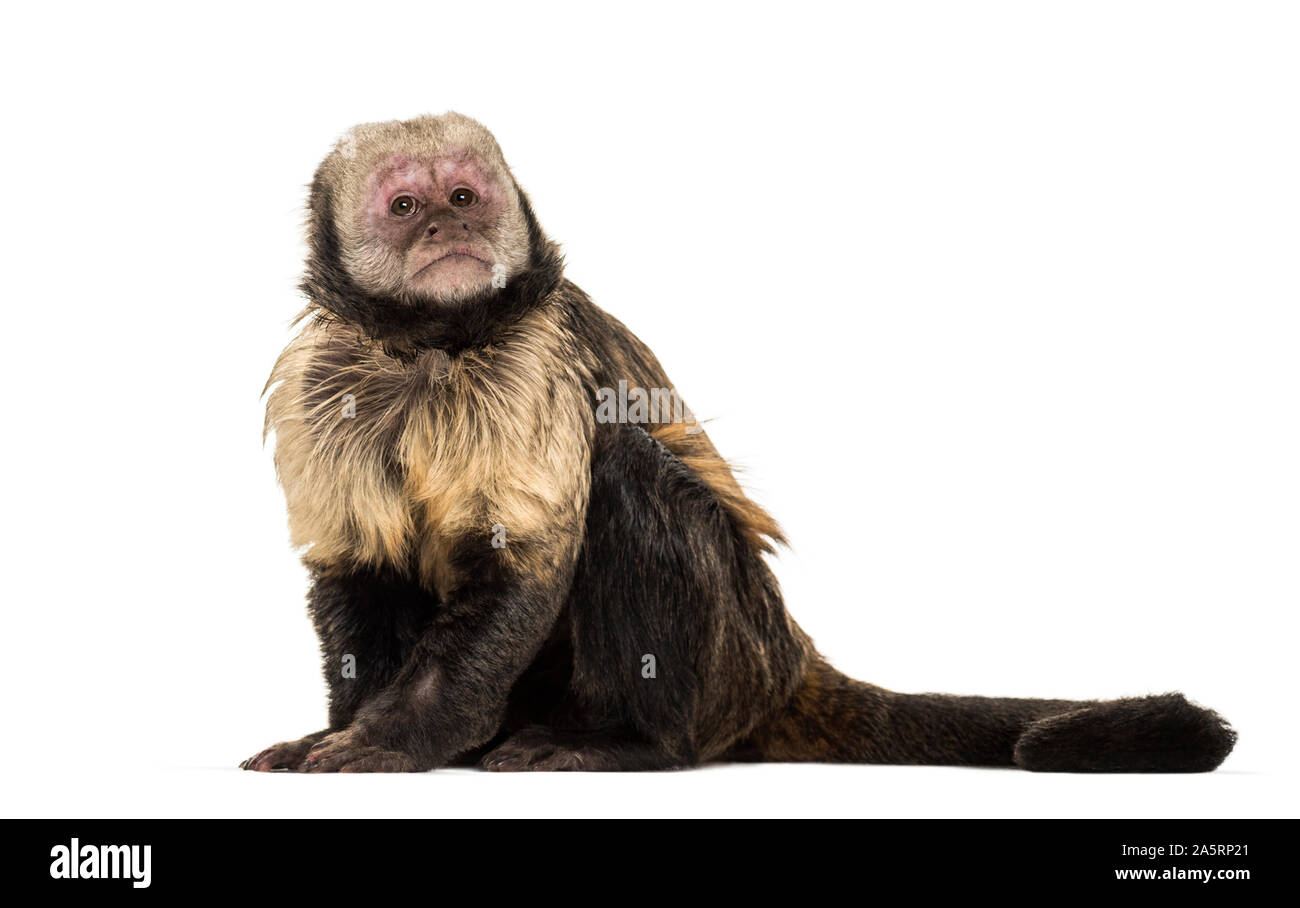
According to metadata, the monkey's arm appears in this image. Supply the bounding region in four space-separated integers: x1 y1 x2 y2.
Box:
300 546 574 772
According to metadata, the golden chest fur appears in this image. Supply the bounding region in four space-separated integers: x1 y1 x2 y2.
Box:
265 305 596 596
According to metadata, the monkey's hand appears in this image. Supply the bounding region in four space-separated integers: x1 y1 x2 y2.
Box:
240 729 330 772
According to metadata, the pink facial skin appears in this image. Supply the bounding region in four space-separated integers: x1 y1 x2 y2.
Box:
363 152 507 299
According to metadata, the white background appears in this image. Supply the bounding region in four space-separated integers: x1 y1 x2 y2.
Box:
2 1 1296 818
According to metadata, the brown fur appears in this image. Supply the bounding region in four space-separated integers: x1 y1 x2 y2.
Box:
650 421 786 554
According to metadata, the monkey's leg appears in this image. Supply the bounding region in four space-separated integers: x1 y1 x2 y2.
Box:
241 569 435 771
299 544 575 773
481 424 809 772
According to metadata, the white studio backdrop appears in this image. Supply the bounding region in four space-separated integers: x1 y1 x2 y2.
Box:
0 1 1295 817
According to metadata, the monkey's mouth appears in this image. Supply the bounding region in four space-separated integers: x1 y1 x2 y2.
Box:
412 250 493 278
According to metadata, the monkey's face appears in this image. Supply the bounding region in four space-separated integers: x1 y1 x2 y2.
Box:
324 115 532 306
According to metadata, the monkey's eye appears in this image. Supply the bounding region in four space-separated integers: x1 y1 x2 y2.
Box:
449 187 478 208
390 195 419 216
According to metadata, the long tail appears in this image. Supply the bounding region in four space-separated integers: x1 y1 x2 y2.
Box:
742 657 1236 772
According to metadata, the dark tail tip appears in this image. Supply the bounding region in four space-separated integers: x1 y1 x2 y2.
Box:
1013 693 1237 773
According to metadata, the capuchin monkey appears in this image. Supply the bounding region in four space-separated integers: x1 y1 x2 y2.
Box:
243 113 1235 773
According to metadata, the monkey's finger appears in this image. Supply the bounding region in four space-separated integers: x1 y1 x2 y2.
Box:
302 744 420 773
242 742 309 772
241 747 286 772
336 749 424 773
300 732 367 772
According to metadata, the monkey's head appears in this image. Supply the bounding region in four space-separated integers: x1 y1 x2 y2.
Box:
303 112 563 354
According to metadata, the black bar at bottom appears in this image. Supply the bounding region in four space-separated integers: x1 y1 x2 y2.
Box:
11 819 1276 894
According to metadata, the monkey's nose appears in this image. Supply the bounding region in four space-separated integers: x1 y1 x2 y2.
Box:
427 224 439 236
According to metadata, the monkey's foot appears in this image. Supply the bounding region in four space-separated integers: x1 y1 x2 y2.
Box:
480 727 662 772
240 731 328 772
299 730 428 773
